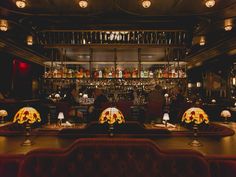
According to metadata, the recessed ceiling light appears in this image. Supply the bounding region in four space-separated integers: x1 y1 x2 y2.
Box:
205 0 215 8
142 0 151 8
16 0 26 8
78 0 88 8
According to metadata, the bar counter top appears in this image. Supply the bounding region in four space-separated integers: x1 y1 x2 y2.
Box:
0 122 236 156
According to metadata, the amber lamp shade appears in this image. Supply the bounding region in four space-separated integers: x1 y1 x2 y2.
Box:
13 107 41 146
99 107 125 136
99 107 125 125
220 110 231 124
0 110 8 123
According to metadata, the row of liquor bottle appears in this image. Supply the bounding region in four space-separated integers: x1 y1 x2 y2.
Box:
39 31 187 45
44 67 187 79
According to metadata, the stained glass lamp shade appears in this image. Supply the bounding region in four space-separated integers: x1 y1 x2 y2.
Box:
182 107 209 125
99 107 125 125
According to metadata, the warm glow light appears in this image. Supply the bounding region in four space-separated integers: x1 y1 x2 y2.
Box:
142 0 151 8
220 110 231 119
163 113 170 121
16 0 26 8
224 19 233 31
205 0 215 8
0 20 8 32
99 107 125 125
27 35 33 45
0 110 8 117
182 107 209 124
233 77 236 86
199 36 206 46
187 83 192 88
196 82 202 88
211 99 216 103
13 107 41 124
78 0 88 8
58 112 65 120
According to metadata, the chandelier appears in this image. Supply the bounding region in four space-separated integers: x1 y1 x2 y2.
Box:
205 0 215 8
78 0 88 8
0 20 8 32
224 19 233 31
16 0 26 8
142 0 151 8
27 35 33 45
199 36 206 46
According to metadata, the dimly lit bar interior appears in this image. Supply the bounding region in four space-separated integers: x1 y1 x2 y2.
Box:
0 0 236 176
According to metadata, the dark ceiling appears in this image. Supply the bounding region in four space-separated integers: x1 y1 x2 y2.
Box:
0 0 236 66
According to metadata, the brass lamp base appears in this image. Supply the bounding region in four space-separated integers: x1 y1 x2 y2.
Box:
189 139 202 147
224 117 229 124
22 123 33 146
109 124 114 137
22 139 33 146
189 124 202 147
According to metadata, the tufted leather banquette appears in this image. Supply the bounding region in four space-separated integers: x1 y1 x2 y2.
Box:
17 138 211 177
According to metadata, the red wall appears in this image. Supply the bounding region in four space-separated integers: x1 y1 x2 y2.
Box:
0 52 43 99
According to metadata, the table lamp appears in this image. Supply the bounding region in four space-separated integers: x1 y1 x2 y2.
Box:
99 107 125 136
220 110 231 124
13 107 41 146
58 112 64 126
163 113 170 127
0 109 8 124
182 107 209 147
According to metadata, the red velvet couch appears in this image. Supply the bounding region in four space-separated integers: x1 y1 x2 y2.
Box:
207 155 236 177
0 154 23 177
17 138 211 177
1 138 236 177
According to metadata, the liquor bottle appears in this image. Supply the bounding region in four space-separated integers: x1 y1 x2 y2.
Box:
159 69 162 78
94 69 98 78
149 71 154 78
99 70 103 78
132 69 138 78
144 70 149 78
140 70 144 78
118 70 122 78
163 67 168 78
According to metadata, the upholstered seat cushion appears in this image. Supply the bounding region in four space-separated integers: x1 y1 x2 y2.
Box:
0 155 23 177
18 138 211 177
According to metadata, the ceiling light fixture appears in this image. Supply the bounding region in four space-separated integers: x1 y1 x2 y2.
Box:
16 0 26 8
199 36 206 46
0 20 8 32
205 0 215 8
27 35 33 45
224 19 233 31
78 0 88 8
142 0 151 8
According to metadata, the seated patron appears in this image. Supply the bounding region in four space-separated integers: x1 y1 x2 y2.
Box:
65 84 78 105
88 89 109 122
63 84 83 121
146 85 165 123
170 87 187 123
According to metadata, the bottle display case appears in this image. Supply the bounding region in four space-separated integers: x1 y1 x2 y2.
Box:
42 60 187 97
43 61 187 79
